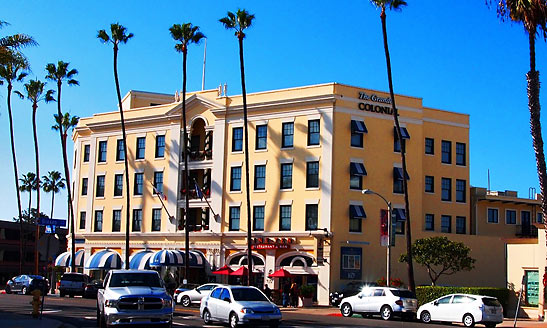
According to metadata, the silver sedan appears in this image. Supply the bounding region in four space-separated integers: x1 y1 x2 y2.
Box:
176 283 220 307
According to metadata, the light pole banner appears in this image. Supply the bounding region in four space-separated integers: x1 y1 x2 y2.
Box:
380 209 389 247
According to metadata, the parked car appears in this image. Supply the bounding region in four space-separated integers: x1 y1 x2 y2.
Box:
97 270 173 328
5 275 48 295
177 283 220 307
339 287 417 320
417 294 503 327
330 281 378 307
173 283 199 298
59 272 91 297
200 285 282 328
84 280 103 299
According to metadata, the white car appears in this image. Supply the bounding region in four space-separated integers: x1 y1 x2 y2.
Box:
200 285 282 328
176 283 220 307
339 287 417 320
417 293 503 327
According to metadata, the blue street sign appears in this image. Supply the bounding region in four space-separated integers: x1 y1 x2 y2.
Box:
45 225 56 233
38 217 66 227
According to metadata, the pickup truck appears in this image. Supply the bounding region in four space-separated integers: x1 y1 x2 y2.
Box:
96 270 173 328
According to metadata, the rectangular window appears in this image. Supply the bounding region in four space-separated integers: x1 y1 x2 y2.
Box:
441 140 452 164
114 174 123 197
395 220 405 235
456 179 466 203
230 166 242 191
253 206 264 231
425 214 434 231
136 137 146 160
96 175 105 197
456 216 466 234
279 205 292 231
98 141 107 163
116 139 125 161
255 125 267 150
190 135 200 152
81 178 88 196
282 122 294 148
306 161 319 188
393 127 410 153
254 165 266 190
537 212 543 224
351 131 363 148
152 208 161 232
350 172 362 190
232 127 243 152
393 168 408 194
488 208 499 223
280 163 293 189
505 210 517 224
134 173 143 196
132 209 142 232
79 211 86 230
305 204 318 231
441 215 451 233
425 138 434 155
112 210 121 232
441 178 451 201
155 135 165 158
394 137 405 153
229 206 240 231
349 205 364 233
153 171 163 194
94 210 103 232
456 142 466 166
425 176 434 193
308 119 320 146
350 120 367 148
83 145 90 162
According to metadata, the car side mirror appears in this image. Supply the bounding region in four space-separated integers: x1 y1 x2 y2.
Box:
433 301 439 306
223 297 231 303
358 294 363 299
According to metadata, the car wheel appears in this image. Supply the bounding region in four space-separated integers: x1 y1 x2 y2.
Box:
229 312 239 328
380 305 393 320
181 296 191 307
203 309 212 325
340 302 353 317
5 286 11 294
462 313 475 327
420 311 431 324
69 294 74 298
21 286 27 295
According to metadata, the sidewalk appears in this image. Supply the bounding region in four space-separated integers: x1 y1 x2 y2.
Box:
1 311 77 328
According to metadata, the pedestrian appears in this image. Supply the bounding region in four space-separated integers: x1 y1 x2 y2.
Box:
282 281 290 307
290 282 299 307
264 284 272 301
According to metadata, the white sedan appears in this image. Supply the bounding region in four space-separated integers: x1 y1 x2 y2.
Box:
418 293 503 327
176 283 220 307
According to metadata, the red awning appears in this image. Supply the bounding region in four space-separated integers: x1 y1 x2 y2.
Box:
229 266 248 276
212 265 233 275
268 268 294 278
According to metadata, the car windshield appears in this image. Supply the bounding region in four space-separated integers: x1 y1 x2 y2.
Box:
390 290 416 298
109 273 162 288
231 288 269 302
482 297 501 307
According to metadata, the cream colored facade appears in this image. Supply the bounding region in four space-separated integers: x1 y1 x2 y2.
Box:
72 83 532 306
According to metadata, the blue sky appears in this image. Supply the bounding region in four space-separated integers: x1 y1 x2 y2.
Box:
0 0 545 221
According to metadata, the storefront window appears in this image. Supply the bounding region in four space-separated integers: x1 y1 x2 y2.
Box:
525 270 539 306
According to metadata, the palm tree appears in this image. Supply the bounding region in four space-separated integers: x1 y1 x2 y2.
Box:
220 9 255 286
98 23 133 269
0 20 37 64
19 171 37 272
42 171 65 219
45 61 79 272
0 54 28 274
169 22 205 284
369 0 415 292
16 79 54 274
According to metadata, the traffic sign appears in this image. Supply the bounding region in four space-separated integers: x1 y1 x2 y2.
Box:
38 217 66 227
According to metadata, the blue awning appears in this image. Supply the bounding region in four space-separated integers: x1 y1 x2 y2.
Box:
85 250 122 270
54 252 70 267
393 208 406 221
129 250 154 270
350 205 367 219
55 249 85 267
150 250 205 268
394 127 410 139
350 162 367 176
393 167 410 180
351 120 368 134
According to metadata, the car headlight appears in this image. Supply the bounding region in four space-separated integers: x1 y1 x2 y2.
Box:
105 299 118 308
240 308 254 314
162 298 172 308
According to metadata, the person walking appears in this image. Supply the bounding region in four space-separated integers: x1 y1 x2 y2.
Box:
282 281 290 307
264 284 272 301
290 282 299 307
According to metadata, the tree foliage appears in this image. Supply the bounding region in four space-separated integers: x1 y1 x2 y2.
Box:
400 236 476 286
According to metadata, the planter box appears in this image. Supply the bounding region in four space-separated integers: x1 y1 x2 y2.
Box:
300 297 313 307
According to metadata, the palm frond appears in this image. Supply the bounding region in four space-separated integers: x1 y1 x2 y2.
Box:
13 90 23 99
97 29 110 43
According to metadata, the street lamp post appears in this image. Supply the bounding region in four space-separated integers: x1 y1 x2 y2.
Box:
362 189 392 287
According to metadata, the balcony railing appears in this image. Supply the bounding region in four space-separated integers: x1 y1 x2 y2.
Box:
515 224 538 238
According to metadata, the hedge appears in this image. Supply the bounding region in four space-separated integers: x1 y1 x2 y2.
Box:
416 286 510 310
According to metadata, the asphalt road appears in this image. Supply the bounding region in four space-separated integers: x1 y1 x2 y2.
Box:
0 293 450 327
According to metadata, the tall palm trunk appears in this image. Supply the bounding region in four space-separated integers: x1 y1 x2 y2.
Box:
237 35 253 286
7 82 24 274
380 7 415 292
32 103 40 275
56 81 76 272
182 48 191 283
113 44 131 269
50 191 55 219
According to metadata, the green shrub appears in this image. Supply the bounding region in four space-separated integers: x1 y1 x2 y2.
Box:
300 285 315 298
416 286 509 313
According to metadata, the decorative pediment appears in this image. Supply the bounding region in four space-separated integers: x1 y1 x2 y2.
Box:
165 94 224 117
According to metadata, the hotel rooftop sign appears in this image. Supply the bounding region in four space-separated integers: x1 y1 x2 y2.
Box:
358 92 393 115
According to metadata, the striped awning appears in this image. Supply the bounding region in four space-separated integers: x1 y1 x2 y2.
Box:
129 250 154 270
85 250 123 270
54 250 85 267
150 250 205 268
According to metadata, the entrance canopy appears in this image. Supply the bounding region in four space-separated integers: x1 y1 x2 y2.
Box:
269 268 294 278
212 265 233 275
55 249 85 267
129 250 154 270
149 249 205 267
85 250 122 270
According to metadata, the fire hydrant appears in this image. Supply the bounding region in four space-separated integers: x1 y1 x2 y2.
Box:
30 289 41 318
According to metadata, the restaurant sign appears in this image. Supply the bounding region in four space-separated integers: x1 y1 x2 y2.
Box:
251 237 295 250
